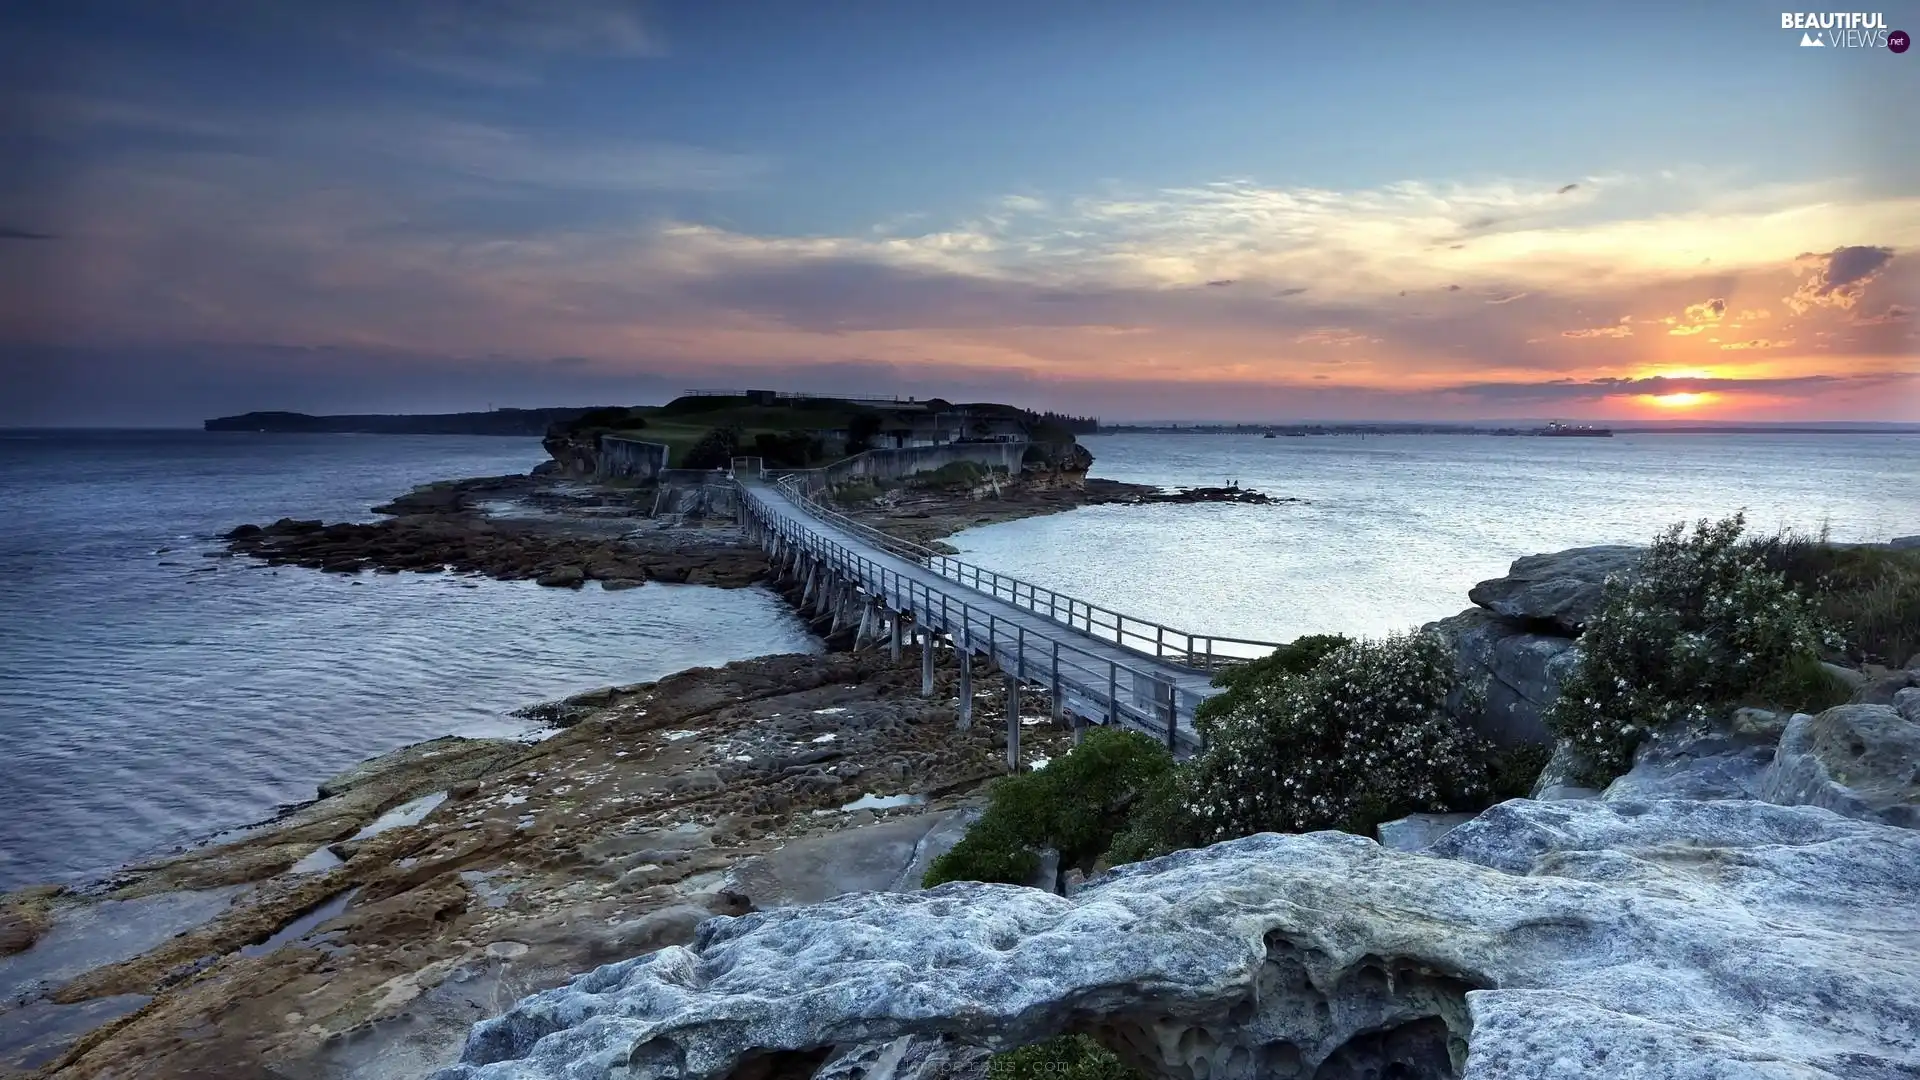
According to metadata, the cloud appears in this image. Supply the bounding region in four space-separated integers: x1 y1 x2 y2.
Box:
212 0 665 85
1682 298 1728 322
1560 326 1634 339
1853 304 1913 326
1205 279 1234 287
1484 292 1528 304
1719 339 1796 350
1557 183 1580 195
1786 245 1895 312
0 227 55 240
1293 328 1378 347
1668 325 1708 336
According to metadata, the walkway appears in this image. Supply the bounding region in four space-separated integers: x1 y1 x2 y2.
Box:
734 472 1277 756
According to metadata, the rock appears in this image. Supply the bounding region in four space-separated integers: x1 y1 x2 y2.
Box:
1849 668 1919 706
1730 706 1790 740
1374 812 1476 852
1896 687 1920 726
1889 535 1920 549
1760 705 1920 827
720 811 974 911
1601 723 1776 803
600 578 645 591
1426 608 1581 746
1024 847 1061 894
1060 869 1085 897
1465 545 1640 635
534 565 585 588
1821 661 1870 692
816 1036 992 1080
1526 740 1600 800
434 800 1920 1080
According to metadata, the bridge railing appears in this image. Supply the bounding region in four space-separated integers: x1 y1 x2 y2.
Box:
737 483 1205 753
761 473 1280 672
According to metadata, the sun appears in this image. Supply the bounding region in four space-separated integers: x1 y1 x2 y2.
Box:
1643 392 1718 409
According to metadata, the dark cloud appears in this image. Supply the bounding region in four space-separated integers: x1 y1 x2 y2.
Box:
1205 279 1234 287
0 227 55 240
1443 372 1904 405
1448 244 1465 250
1445 284 1461 292
1788 245 1895 312
1485 292 1529 305
1556 183 1579 195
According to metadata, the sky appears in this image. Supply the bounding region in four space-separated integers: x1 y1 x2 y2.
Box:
1 0 1915 425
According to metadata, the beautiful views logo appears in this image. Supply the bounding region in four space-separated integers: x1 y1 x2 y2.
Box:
1780 11 1908 48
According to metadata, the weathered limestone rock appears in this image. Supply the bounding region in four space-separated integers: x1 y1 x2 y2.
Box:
1465 545 1640 635
1896 687 1920 726
1601 721 1778 803
719 810 977 911
1427 608 1581 746
432 800 1920 1080
1374 812 1476 852
1849 668 1918 706
1760 704 1920 827
1526 740 1600 800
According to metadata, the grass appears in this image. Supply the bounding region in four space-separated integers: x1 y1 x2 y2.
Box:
1750 530 1920 667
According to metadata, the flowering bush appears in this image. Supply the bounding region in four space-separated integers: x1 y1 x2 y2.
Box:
1543 512 1838 784
1112 631 1508 860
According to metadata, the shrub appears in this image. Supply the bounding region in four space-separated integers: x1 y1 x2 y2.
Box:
922 728 1174 888
989 1036 1140 1080
1197 633 1352 730
680 426 741 469
1543 513 1834 785
1112 632 1501 860
752 430 826 468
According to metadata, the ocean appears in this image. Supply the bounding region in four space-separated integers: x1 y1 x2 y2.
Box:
1 429 1914 892
954 431 1920 645
0 431 818 893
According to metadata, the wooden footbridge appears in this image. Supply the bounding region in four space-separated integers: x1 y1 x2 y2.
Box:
727 458 1283 763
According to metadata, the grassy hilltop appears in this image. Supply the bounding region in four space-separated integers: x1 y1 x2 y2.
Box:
548 394 1097 470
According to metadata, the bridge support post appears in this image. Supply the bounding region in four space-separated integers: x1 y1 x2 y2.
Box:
801 562 817 607
920 629 935 697
854 601 873 649
1005 673 1021 771
889 613 903 661
957 630 973 730
1162 680 1177 753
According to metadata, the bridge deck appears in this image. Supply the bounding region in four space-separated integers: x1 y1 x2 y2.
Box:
740 477 1219 754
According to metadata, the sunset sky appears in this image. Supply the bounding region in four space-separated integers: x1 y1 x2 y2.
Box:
2 0 1915 425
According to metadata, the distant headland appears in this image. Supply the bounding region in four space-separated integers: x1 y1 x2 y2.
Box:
203 408 600 436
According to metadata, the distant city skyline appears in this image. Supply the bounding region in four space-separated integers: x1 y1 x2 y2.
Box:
2 0 1915 425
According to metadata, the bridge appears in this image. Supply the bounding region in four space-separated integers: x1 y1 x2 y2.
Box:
728 458 1282 763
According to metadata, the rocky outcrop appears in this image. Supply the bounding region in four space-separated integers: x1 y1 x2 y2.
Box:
434 799 1920 1080
1426 609 1580 747
1464 545 1639 635
1018 441 1094 489
1760 704 1920 827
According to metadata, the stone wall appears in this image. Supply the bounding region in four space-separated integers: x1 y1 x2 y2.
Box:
653 469 740 518
782 442 1030 493
596 436 670 481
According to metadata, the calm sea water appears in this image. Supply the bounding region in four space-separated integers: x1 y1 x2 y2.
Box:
2 429 1914 892
948 432 1920 647
0 431 818 893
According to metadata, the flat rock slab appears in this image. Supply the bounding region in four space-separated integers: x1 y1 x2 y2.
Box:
719 809 977 911
1466 545 1640 635
433 799 1920 1080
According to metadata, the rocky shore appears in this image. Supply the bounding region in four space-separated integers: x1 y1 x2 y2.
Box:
220 475 769 589
832 478 1300 551
1 650 1072 1078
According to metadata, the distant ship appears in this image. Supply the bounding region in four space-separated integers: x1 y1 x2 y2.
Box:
1532 421 1613 437
1264 431 1277 438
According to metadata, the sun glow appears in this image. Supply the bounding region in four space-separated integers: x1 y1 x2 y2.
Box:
1643 392 1719 409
